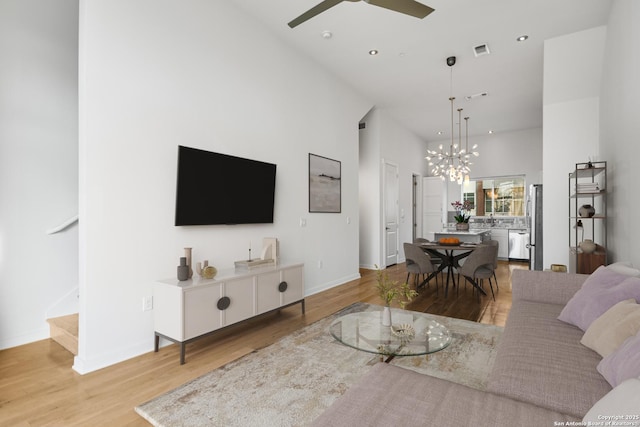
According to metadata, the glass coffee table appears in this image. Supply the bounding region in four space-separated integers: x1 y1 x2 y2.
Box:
329 309 451 360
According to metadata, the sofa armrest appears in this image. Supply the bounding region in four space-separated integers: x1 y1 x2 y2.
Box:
511 269 589 305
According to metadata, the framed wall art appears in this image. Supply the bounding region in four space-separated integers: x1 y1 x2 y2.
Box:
309 153 341 213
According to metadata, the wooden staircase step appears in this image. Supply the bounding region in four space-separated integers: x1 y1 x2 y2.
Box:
47 314 78 355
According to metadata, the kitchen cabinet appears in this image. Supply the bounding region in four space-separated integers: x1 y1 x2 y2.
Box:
569 161 607 274
491 228 509 260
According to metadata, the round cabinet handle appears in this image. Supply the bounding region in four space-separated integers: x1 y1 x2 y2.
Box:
217 296 231 311
278 281 288 293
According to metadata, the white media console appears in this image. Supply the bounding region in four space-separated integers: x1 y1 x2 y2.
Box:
153 262 304 364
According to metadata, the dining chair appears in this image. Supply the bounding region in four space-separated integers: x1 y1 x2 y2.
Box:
486 239 499 290
457 244 498 300
413 237 443 269
403 242 438 293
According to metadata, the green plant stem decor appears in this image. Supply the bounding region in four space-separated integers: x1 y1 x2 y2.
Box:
375 266 418 309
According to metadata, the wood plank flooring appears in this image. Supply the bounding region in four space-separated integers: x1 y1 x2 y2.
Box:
0 261 526 427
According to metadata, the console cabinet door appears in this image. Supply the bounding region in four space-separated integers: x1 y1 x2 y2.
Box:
256 271 282 314
281 266 304 306
184 283 223 340
223 276 255 325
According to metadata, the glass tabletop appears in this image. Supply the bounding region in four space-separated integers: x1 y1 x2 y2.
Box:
329 309 452 357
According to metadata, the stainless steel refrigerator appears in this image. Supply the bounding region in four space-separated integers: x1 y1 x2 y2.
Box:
527 184 543 270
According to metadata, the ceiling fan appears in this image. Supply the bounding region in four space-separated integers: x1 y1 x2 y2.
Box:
288 0 435 28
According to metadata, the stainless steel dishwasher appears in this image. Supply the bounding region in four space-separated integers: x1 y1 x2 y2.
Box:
508 228 530 260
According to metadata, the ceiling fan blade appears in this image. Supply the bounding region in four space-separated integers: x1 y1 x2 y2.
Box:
288 0 346 28
365 0 434 19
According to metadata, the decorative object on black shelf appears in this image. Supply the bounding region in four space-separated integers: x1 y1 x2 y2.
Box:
580 239 597 254
177 257 189 281
184 247 193 278
579 204 596 218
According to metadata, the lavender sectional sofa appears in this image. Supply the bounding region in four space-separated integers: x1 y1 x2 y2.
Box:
313 269 640 426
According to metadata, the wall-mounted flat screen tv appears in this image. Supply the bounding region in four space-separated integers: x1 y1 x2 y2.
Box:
175 145 276 225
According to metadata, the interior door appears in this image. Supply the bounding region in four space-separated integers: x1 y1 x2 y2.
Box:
384 162 399 267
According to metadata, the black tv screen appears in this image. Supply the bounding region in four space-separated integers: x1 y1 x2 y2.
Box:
175 146 276 225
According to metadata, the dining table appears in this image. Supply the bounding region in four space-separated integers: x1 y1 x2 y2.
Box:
417 242 487 298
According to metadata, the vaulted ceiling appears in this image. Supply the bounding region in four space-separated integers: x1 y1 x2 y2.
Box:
234 0 612 141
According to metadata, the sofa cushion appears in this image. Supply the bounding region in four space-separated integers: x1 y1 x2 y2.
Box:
312 363 580 427
583 378 640 423
488 300 611 418
581 299 640 357
597 331 640 387
558 266 640 331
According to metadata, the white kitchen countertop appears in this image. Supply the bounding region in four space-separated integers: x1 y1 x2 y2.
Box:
435 229 492 236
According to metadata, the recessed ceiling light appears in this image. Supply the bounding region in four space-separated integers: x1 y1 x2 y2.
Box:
369 49 379 56
437 131 443 135
321 30 332 39
488 130 494 134
517 35 529 42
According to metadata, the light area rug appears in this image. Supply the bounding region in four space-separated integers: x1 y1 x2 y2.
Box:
135 303 503 427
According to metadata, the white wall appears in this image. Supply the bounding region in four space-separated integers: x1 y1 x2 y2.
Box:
0 0 79 349
599 0 640 266
542 26 606 270
379 111 429 263
358 108 429 269
358 109 380 269
76 0 371 373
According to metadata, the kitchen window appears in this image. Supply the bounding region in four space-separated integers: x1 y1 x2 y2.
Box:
462 176 525 217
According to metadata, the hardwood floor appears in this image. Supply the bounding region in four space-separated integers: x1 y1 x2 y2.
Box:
0 261 527 427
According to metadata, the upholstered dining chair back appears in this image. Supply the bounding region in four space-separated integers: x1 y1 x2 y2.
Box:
458 244 498 300
403 242 435 276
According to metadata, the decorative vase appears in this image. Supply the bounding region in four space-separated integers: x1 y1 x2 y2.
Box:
184 247 193 278
580 239 597 254
177 257 189 281
196 260 209 277
455 222 469 231
579 204 596 218
382 305 392 327
202 266 217 279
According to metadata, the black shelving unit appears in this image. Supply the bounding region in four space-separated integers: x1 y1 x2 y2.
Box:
568 161 607 274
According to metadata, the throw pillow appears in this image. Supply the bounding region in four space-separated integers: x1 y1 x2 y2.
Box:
597 331 640 387
607 261 640 277
583 378 640 423
558 266 640 331
581 299 640 357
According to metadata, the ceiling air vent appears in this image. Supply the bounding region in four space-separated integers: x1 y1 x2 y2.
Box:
473 43 490 57
359 122 366 130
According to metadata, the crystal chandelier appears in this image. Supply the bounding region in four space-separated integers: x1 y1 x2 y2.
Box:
425 57 479 184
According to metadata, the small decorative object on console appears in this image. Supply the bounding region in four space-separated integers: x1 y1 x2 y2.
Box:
202 266 217 279
184 247 193 278
177 257 189 281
